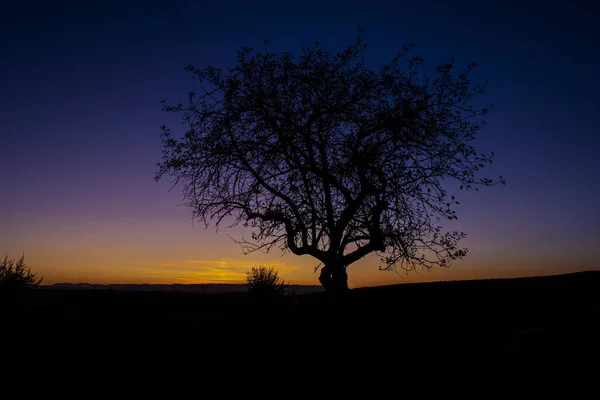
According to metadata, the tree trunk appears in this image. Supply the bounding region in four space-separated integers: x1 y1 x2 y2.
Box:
318 264 349 301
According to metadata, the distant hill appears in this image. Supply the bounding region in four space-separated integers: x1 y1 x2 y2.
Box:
40 270 599 296
353 270 600 292
42 282 325 295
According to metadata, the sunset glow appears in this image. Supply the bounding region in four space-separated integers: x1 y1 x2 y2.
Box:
2 0 598 288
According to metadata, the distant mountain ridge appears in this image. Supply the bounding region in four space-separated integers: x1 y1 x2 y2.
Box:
41 270 599 295
42 282 325 295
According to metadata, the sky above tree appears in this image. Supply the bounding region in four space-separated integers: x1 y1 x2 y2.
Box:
1 0 598 287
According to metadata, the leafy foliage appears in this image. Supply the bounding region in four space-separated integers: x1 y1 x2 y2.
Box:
246 265 288 300
156 28 504 292
0 254 42 291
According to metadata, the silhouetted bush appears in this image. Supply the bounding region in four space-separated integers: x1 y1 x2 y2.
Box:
0 254 42 292
245 265 288 302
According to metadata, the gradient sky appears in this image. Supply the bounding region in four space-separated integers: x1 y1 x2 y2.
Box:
1 0 599 287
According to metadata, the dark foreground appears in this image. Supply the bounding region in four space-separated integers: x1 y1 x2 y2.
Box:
3 271 599 371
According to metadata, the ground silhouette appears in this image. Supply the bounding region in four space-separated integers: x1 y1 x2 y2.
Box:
5 271 598 366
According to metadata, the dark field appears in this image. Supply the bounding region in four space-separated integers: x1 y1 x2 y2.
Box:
4 271 599 368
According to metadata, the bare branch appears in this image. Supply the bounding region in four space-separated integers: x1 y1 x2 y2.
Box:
157 29 503 292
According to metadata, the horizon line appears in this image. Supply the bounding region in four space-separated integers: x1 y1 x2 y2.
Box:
41 269 599 289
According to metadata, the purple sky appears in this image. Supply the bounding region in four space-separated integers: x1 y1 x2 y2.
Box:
1 0 599 287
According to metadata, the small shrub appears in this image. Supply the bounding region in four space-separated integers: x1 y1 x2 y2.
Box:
0 254 42 292
245 265 288 302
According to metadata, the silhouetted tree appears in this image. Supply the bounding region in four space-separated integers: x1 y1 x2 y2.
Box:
156 28 504 298
0 254 42 292
245 265 288 302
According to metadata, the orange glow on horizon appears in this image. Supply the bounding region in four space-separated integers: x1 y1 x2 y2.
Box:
4 214 599 288
24 251 599 288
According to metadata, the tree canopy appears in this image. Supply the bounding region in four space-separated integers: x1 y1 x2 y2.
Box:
156 29 504 296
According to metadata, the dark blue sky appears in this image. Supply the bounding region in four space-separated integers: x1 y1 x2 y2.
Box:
1 0 598 285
